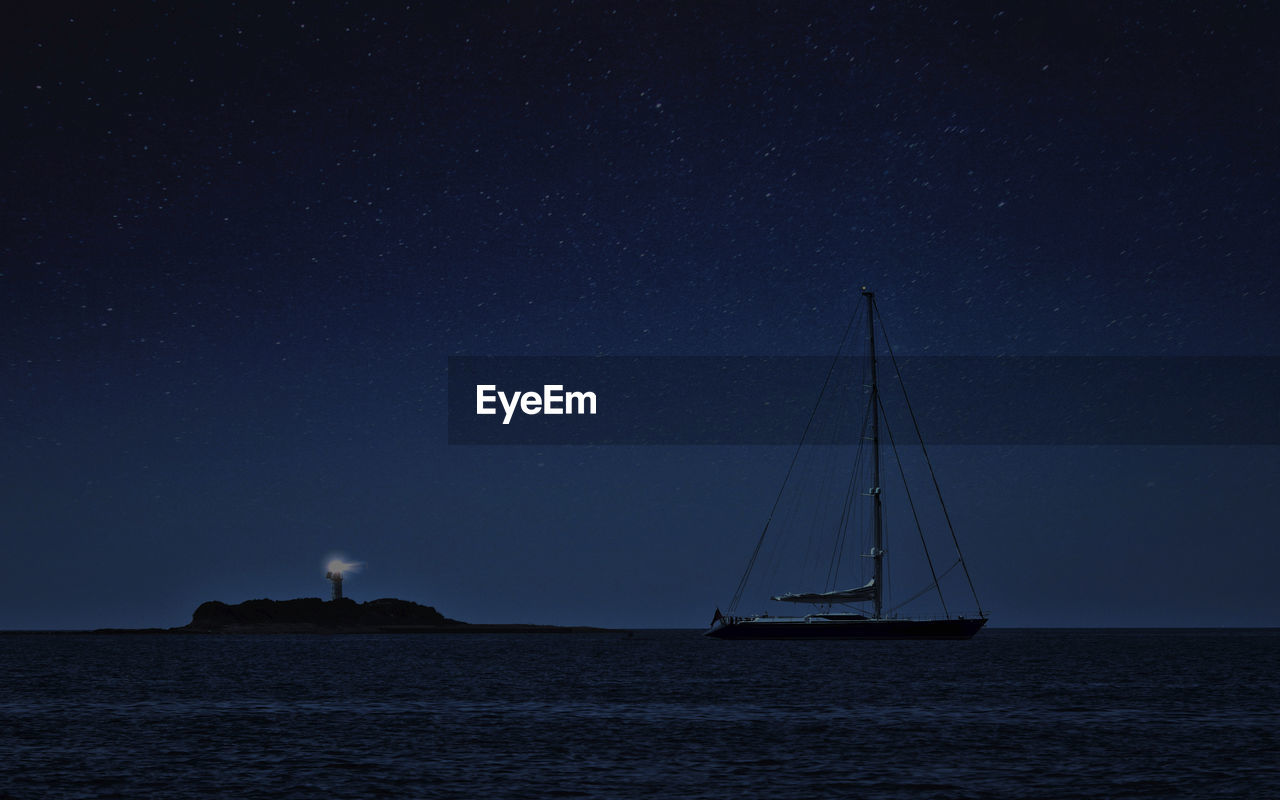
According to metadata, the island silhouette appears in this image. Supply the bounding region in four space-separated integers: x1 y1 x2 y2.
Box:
71 558 614 634
163 597 611 634
66 598 610 635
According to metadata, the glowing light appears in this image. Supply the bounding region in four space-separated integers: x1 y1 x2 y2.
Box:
325 556 362 577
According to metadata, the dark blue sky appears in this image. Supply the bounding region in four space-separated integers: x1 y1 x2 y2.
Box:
3 2 1277 629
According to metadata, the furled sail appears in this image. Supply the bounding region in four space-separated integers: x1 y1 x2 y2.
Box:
772 579 876 604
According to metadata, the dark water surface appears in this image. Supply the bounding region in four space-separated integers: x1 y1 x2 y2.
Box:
1 629 1276 799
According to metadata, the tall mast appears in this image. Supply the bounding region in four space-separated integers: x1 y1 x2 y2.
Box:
864 288 884 620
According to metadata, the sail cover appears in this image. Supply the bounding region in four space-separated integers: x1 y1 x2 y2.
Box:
772 579 876 604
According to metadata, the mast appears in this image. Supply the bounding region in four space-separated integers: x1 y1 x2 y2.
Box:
864 288 884 620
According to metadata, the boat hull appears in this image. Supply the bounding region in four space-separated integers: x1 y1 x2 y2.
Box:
705 616 987 640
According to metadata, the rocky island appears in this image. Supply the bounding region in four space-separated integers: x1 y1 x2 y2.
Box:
173 597 611 634
77 560 617 634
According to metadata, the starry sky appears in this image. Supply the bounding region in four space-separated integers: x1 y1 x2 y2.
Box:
4 2 1277 629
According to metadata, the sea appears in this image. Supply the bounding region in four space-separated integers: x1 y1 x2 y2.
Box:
1 629 1276 799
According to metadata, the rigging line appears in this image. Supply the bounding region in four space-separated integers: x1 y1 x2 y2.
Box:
727 303 864 613
806 405 844 581
881 495 889 611
878 390 948 617
826 385 872 593
890 559 962 613
872 297 985 617
828 402 869 590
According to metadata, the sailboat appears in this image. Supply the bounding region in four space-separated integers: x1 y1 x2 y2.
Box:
706 289 988 640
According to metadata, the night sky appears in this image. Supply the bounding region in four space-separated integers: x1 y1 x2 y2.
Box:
4 3 1277 630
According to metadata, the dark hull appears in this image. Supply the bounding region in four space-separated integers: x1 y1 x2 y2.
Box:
705 616 987 640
